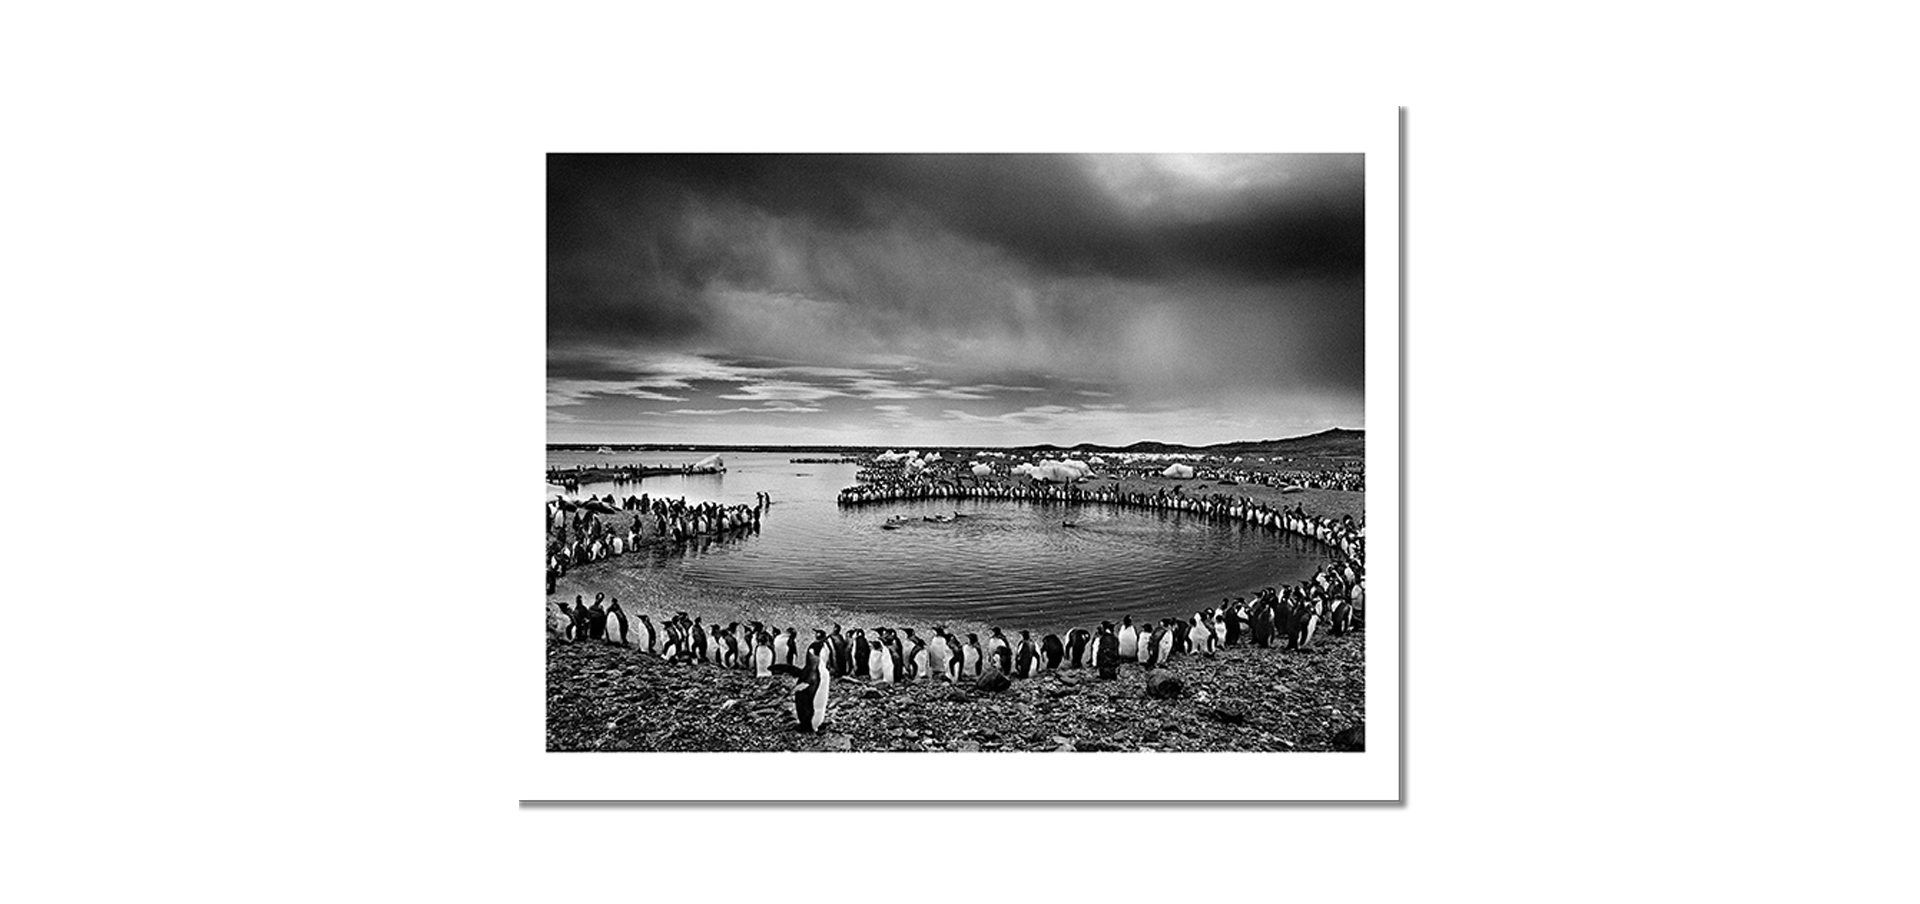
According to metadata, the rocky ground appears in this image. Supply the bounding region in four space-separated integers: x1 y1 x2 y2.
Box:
547 628 1365 753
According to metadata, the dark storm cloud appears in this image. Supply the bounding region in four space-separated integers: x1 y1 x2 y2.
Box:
548 153 1365 445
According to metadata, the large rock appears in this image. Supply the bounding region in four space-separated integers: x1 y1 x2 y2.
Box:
1211 700 1251 724
974 668 1012 694
1145 672 1184 699
1332 724 1365 752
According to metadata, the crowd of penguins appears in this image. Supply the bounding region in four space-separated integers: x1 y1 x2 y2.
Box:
838 479 1365 560
544 491 772 594
551 556 1365 733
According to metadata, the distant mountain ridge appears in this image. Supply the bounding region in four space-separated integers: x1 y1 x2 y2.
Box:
550 427 1362 458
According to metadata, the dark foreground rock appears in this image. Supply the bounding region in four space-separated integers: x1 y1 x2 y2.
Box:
547 631 1366 753
1145 672 1184 699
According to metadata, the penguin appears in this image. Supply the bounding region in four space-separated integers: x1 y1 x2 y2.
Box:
781 628 798 666
753 630 775 677
1222 600 1241 646
690 618 708 663
1135 625 1154 664
988 629 1012 674
1041 633 1064 670
926 628 952 682
710 626 730 666
769 641 831 733
1172 618 1192 657
1117 616 1139 660
1251 599 1275 648
828 625 851 678
1013 631 1039 679
568 596 591 643
1094 622 1120 680
908 634 930 683
603 598 629 645
636 614 658 654
851 629 872 679
965 634 984 678
868 639 895 684
943 633 964 683
884 630 906 680
586 594 609 641
1065 629 1089 668
547 602 573 640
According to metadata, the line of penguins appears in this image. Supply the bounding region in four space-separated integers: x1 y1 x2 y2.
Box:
836 480 1365 561
552 587 1360 733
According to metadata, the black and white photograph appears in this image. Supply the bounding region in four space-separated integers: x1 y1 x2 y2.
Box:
545 152 1388 764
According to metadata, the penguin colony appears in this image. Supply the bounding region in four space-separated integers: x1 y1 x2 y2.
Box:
838 479 1364 560
544 491 772 595
550 484 1365 735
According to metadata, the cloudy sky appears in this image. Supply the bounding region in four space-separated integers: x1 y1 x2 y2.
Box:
548 154 1364 447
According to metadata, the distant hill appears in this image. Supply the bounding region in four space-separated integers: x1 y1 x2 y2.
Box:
549 428 1362 461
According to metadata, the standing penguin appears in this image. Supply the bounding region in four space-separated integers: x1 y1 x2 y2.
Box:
690 618 708 663
988 628 1012 674
636 614 658 654
602 598 629 645
965 634 984 678
781 628 798 666
828 625 851 678
884 630 906 681
867 636 895 684
586 594 609 641
927 628 953 681
851 629 872 679
1013 630 1039 679
1040 633 1064 670
943 633 964 683
1066 628 1091 668
770 642 831 733
1117 616 1139 661
905 630 930 683
1251 599 1275 648
1094 622 1120 680
752 630 775 677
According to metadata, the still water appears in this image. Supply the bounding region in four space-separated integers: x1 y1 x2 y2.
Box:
547 450 1339 633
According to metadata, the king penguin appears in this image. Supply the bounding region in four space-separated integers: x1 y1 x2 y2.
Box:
770 641 831 733
1117 616 1139 660
1013 630 1039 679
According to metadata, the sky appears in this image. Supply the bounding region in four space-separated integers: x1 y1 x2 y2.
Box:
548 154 1364 447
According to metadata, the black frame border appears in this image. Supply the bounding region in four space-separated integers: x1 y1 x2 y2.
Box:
522 109 1413 817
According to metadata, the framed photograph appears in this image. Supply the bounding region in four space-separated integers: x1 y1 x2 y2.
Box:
525 110 1399 800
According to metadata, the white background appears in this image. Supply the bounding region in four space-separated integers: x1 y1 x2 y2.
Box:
6 2 1916 902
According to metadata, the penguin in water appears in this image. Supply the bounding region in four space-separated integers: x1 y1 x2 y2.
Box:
850 629 872 679
1094 622 1120 680
1013 630 1040 679
964 634 984 678
600 598 628 645
1117 616 1139 660
769 641 831 733
988 628 1013 674
1041 633 1064 670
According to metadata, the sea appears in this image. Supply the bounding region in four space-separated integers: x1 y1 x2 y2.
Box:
546 449 1351 634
